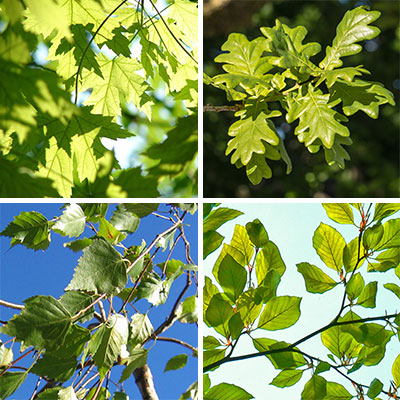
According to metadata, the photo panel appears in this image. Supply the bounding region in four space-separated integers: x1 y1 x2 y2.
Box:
203 202 400 399
203 1 399 198
0 202 198 399
1 0 198 198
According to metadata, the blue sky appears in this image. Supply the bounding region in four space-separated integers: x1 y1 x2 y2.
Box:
204 203 399 399
0 203 198 400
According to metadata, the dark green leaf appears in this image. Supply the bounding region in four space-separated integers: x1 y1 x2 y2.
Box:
205 294 234 328
228 312 244 340
64 237 93 252
66 237 127 295
1 295 71 350
367 378 383 399
164 354 188 371
59 291 96 323
204 230 224 259
0 372 27 399
357 281 377 308
0 211 50 250
245 219 269 248
31 354 76 382
315 361 330 374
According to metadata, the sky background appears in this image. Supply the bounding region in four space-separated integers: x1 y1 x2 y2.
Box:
204 203 399 399
0 203 198 400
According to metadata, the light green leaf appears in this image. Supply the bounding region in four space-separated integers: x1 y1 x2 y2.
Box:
203 336 222 350
287 84 350 149
343 237 364 272
164 354 188 372
297 262 338 293
256 241 286 284
53 203 86 238
216 254 247 303
0 342 13 367
66 237 127 295
89 314 129 378
357 281 377 308
346 273 364 300
321 65 369 88
367 378 383 399
98 217 126 244
373 204 400 222
315 361 330 375
204 230 224 259
331 79 395 119
128 313 153 349
341 322 393 348
0 211 50 250
205 294 234 328
383 283 400 300
320 6 381 70
204 383 254 400
393 354 400 387
313 222 346 271
321 323 361 359
1 295 71 350
119 348 148 383
322 203 354 225
176 295 198 324
0 372 27 399
203 207 243 232
180 381 198 400
134 272 173 306
230 224 254 266
325 381 352 400
301 375 327 400
110 204 140 234
261 20 321 75
236 288 263 326
203 348 226 370
270 369 303 388
258 296 301 330
226 112 280 165
376 219 400 250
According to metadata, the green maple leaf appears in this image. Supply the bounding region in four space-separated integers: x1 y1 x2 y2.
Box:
81 52 153 119
320 6 381 70
330 79 395 119
36 106 130 197
168 0 198 44
287 84 350 149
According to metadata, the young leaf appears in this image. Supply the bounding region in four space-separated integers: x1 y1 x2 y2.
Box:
319 6 381 70
258 296 301 330
128 313 153 349
230 224 254 265
383 283 400 300
346 273 365 300
1 295 71 350
297 262 338 294
367 378 383 399
256 241 286 284
0 372 27 399
373 204 400 222
322 203 354 225
312 223 346 271
109 204 140 234
204 382 254 400
301 375 327 400
216 254 247 303
66 237 127 295
375 219 400 250
357 281 377 308
164 354 188 372
270 369 303 388
0 211 50 250
393 354 400 387
325 381 352 400
52 203 86 238
89 314 129 378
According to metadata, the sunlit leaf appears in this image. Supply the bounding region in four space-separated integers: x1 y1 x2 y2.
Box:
258 296 301 330
297 262 338 293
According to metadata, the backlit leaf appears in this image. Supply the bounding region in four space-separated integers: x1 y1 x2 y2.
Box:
383 283 400 300
230 224 254 265
301 375 327 400
53 203 86 238
270 369 303 388
204 230 224 259
204 207 243 232
325 381 352 400
245 219 269 248
0 372 27 399
297 262 338 293
258 296 301 330
322 203 354 225
204 383 254 400
357 281 377 308
164 354 188 372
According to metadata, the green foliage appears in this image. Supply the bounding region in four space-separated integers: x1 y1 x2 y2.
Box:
203 203 400 398
206 6 395 184
0 203 197 399
0 0 198 197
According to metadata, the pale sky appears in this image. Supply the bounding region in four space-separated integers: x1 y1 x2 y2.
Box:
204 203 399 399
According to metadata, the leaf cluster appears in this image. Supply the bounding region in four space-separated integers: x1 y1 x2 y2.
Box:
0 203 198 400
0 0 198 197
206 6 395 184
203 203 400 399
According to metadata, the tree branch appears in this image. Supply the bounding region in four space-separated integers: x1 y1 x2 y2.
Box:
0 299 24 310
203 104 242 112
133 364 159 400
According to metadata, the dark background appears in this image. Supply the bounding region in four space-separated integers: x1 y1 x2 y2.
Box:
203 0 400 198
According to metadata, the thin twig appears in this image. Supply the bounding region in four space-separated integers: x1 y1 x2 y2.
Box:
153 336 197 353
203 104 242 112
71 293 107 322
0 299 24 310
